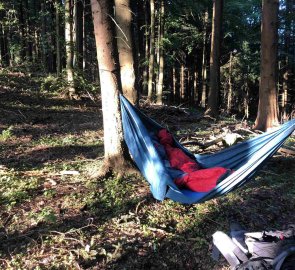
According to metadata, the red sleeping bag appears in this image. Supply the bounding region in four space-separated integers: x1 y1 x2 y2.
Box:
157 129 229 192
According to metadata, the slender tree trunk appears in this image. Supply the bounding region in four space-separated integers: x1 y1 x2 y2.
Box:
180 63 185 102
75 0 84 70
114 0 138 104
227 51 233 113
172 65 177 103
244 80 249 118
55 0 61 76
0 16 10 67
207 0 223 117
31 0 39 63
65 0 76 97
48 1 56 73
24 0 33 62
83 0 92 75
254 0 279 131
147 0 155 101
201 10 209 108
193 64 198 104
281 0 292 120
156 0 165 105
142 2 149 95
91 0 131 172
19 0 26 62
41 0 47 70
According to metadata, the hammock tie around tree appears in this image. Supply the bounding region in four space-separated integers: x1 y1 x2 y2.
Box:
120 95 295 204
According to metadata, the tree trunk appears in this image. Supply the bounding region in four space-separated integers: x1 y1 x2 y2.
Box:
41 0 47 70
201 10 209 108
91 0 131 173
24 0 33 62
75 0 84 70
172 65 179 103
281 0 292 120
254 0 279 131
0 13 10 67
227 51 233 113
114 0 138 104
147 0 155 101
142 0 149 95
180 63 185 102
193 65 198 104
207 0 223 117
65 0 76 97
19 0 27 62
55 0 61 76
156 0 165 105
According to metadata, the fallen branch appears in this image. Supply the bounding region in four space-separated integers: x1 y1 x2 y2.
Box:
235 127 259 135
182 137 223 148
279 146 295 156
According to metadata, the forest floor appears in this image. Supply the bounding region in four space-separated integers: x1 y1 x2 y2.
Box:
0 70 295 270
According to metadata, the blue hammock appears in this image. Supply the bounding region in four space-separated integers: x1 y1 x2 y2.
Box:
120 95 295 204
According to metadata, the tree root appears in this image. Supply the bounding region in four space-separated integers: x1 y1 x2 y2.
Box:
96 155 140 180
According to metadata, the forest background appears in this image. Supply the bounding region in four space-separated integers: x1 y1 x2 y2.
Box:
0 0 295 269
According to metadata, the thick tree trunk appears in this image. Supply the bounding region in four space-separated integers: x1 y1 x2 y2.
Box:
207 0 223 117
65 0 76 97
114 0 138 104
254 0 279 131
156 0 165 105
91 0 131 173
147 0 155 101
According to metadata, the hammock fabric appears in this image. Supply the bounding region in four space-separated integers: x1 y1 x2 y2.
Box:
120 95 295 204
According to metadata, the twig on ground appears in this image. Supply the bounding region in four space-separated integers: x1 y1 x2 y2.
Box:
235 127 258 135
279 146 295 156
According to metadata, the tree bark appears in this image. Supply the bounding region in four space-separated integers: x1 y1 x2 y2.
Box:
114 0 138 104
91 0 131 173
19 0 27 62
24 0 33 62
281 0 292 120
142 0 149 95
201 10 209 108
147 0 155 101
227 51 233 113
41 0 47 70
207 0 223 117
156 0 165 105
55 0 61 76
65 0 76 97
180 63 185 102
0 11 10 67
254 0 279 131
75 0 84 70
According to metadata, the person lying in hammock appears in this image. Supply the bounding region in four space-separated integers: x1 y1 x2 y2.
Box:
156 129 231 192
